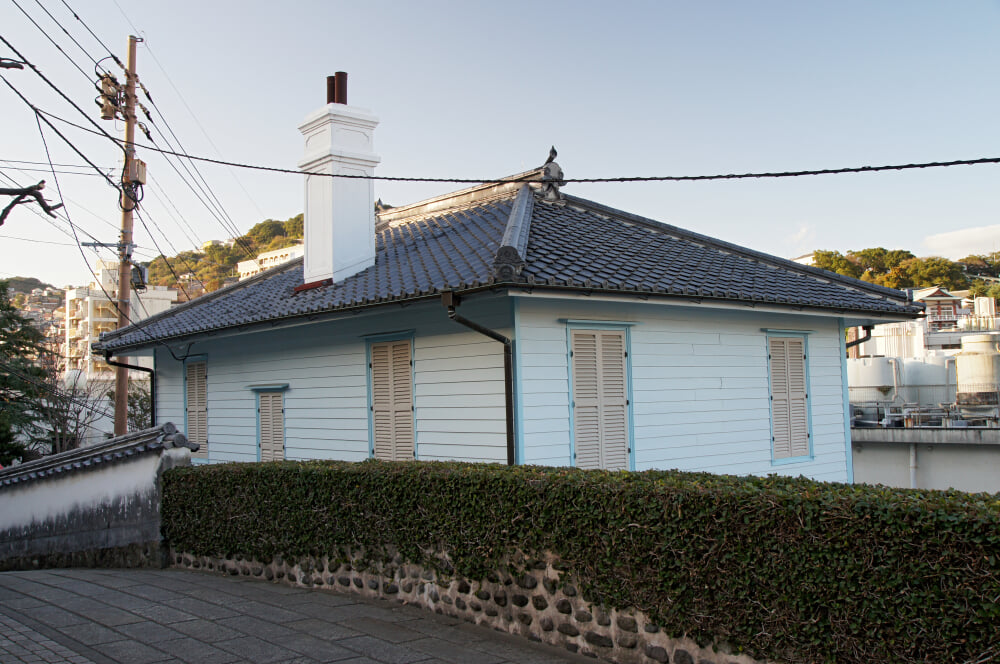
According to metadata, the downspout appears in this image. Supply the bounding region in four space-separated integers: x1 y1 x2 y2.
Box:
104 351 155 428
845 325 874 352
441 291 515 466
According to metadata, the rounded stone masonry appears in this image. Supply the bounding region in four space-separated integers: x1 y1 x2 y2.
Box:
168 548 765 664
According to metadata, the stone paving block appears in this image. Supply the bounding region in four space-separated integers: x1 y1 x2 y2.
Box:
20 605 90 628
338 635 434 664
215 615 298 639
162 597 240 620
271 632 358 662
214 635 300 664
153 637 242 664
114 621 187 644
408 636 509 664
131 603 198 624
229 598 307 623
83 605 146 627
91 639 172 664
284 618 362 641
88 590 157 611
338 617 426 643
168 618 244 642
124 585 187 603
60 623 126 646
2 597 47 610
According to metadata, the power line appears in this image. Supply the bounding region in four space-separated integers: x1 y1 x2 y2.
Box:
1 165 113 177
132 207 196 298
0 360 113 420
0 35 124 157
28 0 107 71
32 111 188 363
0 233 78 247
9 0 95 83
39 107 1000 184
58 0 124 70
1 158 114 169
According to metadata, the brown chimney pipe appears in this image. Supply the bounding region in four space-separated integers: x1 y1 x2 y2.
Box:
326 75 336 104
334 71 347 104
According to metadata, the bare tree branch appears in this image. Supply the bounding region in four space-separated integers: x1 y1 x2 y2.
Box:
0 180 64 226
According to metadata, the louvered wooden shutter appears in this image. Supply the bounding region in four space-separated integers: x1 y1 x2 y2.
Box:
186 361 207 458
371 340 414 461
258 391 284 461
769 337 809 459
571 330 629 470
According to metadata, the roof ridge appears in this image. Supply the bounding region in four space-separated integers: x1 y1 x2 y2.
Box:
98 257 304 344
558 194 912 304
493 184 534 281
376 168 542 228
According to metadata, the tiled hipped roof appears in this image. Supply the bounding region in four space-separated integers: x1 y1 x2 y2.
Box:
96 185 920 353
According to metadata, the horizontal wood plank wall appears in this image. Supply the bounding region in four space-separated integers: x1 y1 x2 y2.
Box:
149 297 510 464
155 348 184 435
414 299 509 462
515 298 848 481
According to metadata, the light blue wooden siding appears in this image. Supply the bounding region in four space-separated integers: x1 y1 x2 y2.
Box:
515 297 849 481
150 296 509 464
155 347 184 432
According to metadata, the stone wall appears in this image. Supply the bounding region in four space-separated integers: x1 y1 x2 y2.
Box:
171 550 762 664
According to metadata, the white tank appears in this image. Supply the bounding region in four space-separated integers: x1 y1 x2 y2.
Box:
847 357 896 402
901 357 952 406
956 334 1000 405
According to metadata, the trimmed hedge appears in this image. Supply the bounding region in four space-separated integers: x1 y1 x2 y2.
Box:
162 461 1000 663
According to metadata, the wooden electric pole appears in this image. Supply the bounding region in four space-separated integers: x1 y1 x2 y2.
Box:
113 35 140 436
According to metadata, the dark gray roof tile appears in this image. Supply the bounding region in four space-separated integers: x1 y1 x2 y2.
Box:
97 188 919 353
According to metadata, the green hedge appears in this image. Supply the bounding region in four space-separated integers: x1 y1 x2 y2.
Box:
162 461 1000 663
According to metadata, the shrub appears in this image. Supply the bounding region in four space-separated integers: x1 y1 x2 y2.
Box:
162 461 1000 663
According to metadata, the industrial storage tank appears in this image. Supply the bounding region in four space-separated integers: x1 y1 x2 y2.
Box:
900 354 955 406
956 334 1000 405
847 356 897 402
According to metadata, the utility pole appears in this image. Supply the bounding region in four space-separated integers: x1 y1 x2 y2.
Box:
113 35 140 436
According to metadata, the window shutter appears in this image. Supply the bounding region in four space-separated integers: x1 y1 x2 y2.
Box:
571 330 629 470
572 331 601 469
186 362 207 458
769 337 809 459
259 391 284 461
371 340 414 461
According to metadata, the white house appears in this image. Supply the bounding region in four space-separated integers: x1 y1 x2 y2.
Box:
95 81 920 483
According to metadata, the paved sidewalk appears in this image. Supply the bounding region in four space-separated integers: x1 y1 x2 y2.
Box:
0 568 588 664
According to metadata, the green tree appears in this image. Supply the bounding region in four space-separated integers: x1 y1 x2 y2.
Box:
247 220 286 246
283 214 303 238
812 250 861 279
847 247 915 278
899 256 969 290
968 279 991 298
0 281 45 465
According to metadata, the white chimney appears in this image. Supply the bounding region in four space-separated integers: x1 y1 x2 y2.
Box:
297 73 380 284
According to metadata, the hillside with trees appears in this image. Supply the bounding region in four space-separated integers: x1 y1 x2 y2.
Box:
811 248 973 291
145 214 303 294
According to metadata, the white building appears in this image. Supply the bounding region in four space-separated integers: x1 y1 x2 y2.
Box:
237 242 305 280
64 260 177 377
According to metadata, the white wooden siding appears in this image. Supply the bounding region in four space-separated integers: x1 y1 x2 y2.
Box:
258 391 284 461
152 298 509 464
515 297 849 482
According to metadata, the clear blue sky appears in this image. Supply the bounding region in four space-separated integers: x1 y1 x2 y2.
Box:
2 1 999 287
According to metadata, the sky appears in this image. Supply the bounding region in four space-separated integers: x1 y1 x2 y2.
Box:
2 1 999 288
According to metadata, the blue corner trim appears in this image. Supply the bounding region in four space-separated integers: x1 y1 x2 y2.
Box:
839 319 855 483
513 297 525 465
